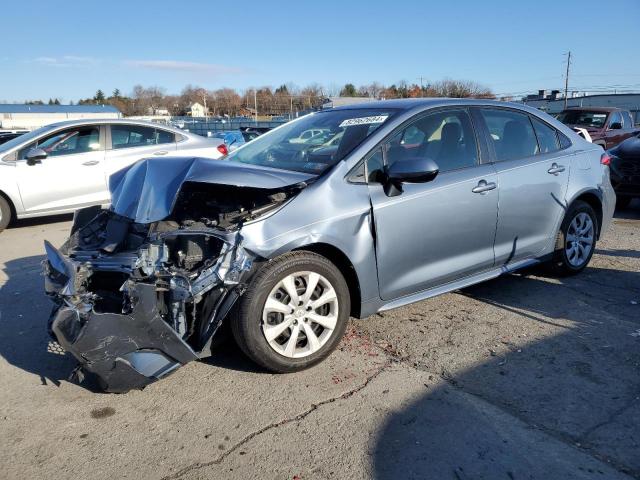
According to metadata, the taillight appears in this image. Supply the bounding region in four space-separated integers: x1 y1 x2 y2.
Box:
217 144 228 156
600 153 611 166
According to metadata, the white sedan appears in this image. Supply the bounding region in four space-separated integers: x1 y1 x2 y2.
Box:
0 119 227 231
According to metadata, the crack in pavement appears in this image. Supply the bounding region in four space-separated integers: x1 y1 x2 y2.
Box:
160 360 393 480
580 393 640 441
436 372 640 479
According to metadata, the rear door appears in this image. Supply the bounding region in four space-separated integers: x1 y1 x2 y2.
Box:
15 125 108 213
368 108 499 301
476 107 571 265
104 124 177 179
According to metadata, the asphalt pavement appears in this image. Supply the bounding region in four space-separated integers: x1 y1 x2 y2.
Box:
1 204 638 480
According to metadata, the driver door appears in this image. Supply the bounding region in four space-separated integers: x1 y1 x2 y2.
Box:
368 108 498 301
15 125 108 214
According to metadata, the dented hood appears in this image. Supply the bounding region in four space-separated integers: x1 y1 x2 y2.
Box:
109 157 314 224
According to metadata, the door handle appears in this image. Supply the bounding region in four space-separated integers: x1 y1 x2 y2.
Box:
547 163 565 175
153 150 168 156
472 180 497 194
82 160 100 166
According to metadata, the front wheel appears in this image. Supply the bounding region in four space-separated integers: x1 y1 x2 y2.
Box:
548 201 597 276
230 251 350 372
0 196 12 232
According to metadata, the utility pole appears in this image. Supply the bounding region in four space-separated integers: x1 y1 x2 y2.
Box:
254 89 258 123
563 51 571 109
202 91 208 119
418 76 424 97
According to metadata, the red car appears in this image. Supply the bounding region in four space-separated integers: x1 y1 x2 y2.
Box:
557 107 639 150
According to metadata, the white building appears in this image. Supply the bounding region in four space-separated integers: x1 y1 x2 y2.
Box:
189 102 208 117
0 104 122 130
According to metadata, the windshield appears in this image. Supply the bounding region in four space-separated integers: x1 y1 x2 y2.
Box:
0 125 56 153
557 111 608 128
226 108 397 174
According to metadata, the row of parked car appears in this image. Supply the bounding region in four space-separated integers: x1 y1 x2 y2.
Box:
0 104 639 233
555 107 640 209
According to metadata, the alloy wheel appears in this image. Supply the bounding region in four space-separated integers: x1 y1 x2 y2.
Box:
565 212 594 267
261 271 338 358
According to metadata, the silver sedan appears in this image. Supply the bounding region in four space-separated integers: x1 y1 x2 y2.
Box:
0 119 226 230
43 99 615 392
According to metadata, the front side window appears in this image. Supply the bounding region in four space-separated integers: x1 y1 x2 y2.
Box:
480 109 538 161
226 108 397 174
19 126 101 159
111 125 175 149
622 111 633 129
384 109 478 173
531 117 560 154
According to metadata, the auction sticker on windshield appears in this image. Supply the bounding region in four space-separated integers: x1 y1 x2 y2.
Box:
339 115 389 128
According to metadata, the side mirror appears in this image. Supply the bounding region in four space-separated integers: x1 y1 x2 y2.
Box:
609 122 622 130
383 158 439 196
26 148 47 166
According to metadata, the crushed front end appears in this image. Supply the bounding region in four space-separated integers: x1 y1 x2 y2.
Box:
43 158 308 392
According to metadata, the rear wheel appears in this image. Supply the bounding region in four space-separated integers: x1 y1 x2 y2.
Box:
548 201 597 276
231 251 350 372
0 196 12 232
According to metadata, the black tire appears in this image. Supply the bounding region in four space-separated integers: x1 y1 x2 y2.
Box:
230 251 350 373
0 195 12 232
615 196 632 210
548 200 598 276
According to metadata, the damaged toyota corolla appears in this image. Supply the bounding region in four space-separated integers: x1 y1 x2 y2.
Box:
43 99 614 392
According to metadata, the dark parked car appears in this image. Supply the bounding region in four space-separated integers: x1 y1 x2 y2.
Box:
608 133 640 208
557 107 639 150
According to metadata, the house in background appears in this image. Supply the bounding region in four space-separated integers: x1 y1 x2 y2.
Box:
189 102 208 117
0 104 121 130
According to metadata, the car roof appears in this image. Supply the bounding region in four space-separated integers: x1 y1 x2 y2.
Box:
43 118 185 133
563 107 620 113
327 97 531 113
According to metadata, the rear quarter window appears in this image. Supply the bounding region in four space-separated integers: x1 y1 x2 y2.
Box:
530 116 561 154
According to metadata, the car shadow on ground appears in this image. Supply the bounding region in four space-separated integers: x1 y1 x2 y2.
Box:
0 254 255 391
0 255 75 387
373 266 640 479
614 200 640 220
8 213 74 229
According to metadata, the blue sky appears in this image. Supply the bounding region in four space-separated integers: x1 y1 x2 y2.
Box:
2 0 639 102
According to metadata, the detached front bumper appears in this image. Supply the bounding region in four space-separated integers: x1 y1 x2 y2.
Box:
48 283 198 393
44 244 198 393
43 219 253 393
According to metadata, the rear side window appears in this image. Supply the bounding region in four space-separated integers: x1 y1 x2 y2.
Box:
480 109 538 161
111 125 175 149
530 117 560 154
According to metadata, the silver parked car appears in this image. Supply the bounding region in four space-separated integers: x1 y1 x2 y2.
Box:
0 119 226 231
43 99 615 392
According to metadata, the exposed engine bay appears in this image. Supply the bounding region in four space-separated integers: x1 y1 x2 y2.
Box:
43 176 305 393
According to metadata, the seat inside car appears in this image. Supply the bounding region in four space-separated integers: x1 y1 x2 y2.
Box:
501 120 531 160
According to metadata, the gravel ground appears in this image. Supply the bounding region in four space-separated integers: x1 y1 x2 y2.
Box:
0 203 638 480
